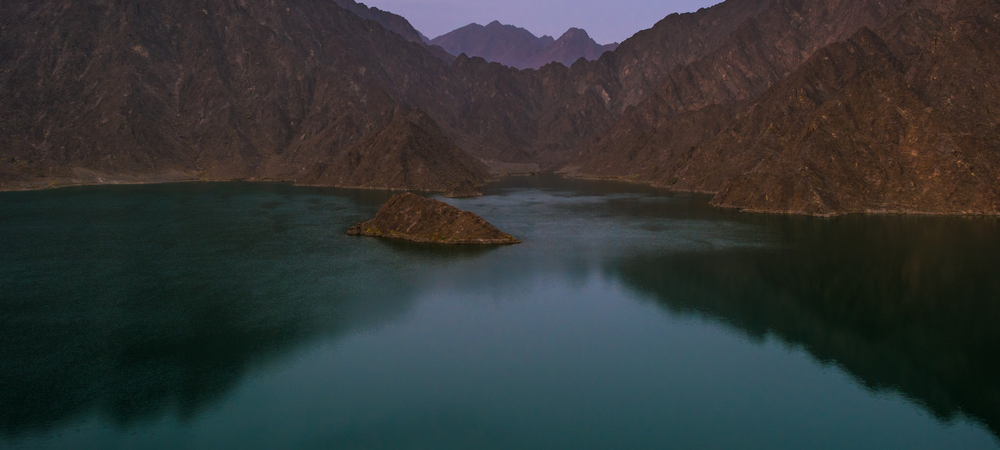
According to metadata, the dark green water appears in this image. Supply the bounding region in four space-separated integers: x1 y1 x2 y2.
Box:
1 176 999 449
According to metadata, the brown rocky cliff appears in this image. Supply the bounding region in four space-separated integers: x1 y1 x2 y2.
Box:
0 0 476 191
425 0 772 167
347 192 520 244
561 0 1000 216
703 1 1000 215
568 0 916 183
331 0 423 43
4 0 999 216
293 106 491 191
676 26 911 196
445 179 484 198
331 0 454 62
0 0 782 188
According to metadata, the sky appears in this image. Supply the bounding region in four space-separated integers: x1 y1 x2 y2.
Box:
359 0 724 44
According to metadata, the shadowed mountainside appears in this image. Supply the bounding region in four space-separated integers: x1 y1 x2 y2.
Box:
331 0 454 62
0 0 772 190
1 0 998 215
331 0 423 43
569 0 1000 215
430 21 618 70
0 0 486 192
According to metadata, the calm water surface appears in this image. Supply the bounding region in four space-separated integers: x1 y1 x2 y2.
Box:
1 176 999 449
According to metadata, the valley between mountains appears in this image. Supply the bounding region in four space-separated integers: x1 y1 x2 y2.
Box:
1 0 998 215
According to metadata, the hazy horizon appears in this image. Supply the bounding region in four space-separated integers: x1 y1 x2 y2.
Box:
359 0 723 44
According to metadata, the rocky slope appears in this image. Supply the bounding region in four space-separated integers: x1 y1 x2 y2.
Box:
2 0 998 215
431 0 782 165
347 192 519 244
331 0 423 43
569 0 918 178
444 179 483 198
331 0 454 62
703 2 1000 215
431 21 617 70
567 0 1000 215
0 0 775 191
0 0 477 192
294 106 491 190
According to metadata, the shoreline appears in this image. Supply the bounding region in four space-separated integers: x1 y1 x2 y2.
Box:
3 173 999 218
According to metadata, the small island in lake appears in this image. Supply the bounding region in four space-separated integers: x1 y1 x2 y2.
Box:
347 193 520 245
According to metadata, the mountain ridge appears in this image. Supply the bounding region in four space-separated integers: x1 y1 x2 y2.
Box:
568 0 1000 215
331 0 454 62
1 0 999 216
430 20 618 70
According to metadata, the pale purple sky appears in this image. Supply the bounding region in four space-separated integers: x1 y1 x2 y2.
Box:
360 0 724 44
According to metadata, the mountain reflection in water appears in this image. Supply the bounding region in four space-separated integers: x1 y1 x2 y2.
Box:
1 178 999 447
0 183 473 438
608 214 1000 437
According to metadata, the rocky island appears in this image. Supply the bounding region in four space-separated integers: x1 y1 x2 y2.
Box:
347 193 520 245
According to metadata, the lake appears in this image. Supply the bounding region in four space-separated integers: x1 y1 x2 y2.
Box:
1 176 999 449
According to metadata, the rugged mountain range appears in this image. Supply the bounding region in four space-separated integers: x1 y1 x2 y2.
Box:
430 21 618 70
0 0 481 192
330 0 453 62
1 0 998 215
331 0 422 43
570 0 1000 215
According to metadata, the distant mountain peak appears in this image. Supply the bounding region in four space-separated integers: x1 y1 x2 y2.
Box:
431 22 617 69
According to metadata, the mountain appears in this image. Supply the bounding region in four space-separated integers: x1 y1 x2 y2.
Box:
331 0 454 62
430 21 618 70
0 0 773 191
701 9 1000 216
294 106 490 190
433 0 774 165
569 0 1000 215
1 0 998 216
0 0 483 191
529 28 619 68
331 0 423 43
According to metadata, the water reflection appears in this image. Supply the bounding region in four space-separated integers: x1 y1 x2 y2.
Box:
0 183 418 438
606 214 1000 437
3 178 1000 446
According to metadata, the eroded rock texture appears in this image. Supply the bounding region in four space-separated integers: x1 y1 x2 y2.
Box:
570 0 1000 215
347 193 519 244
444 179 483 198
0 0 483 191
2 0 999 215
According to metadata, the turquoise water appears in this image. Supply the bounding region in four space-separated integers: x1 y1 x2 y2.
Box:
1 177 998 449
